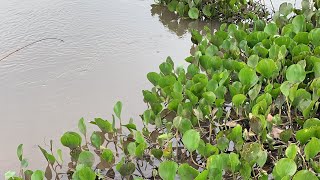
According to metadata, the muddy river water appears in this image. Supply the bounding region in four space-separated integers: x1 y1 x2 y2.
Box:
0 0 297 175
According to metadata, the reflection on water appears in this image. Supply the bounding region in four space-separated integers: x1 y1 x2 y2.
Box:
150 4 220 37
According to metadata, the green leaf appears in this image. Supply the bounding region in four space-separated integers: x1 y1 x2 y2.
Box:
21 158 29 168
38 146 55 165
304 137 320 160
151 148 163 159
31 170 44 180
217 136 229 151
239 67 258 88
194 170 208 180
90 131 102 149
118 162 135 176
286 64 306 83
113 101 122 119
304 118 320 128
232 94 246 107
229 153 240 173
292 15 306 33
60 132 82 149
188 7 199 19
293 170 318 180
159 161 178 180
203 5 212 17
94 118 113 133
5 171 16 180
182 129 200 152
279 2 293 16
160 62 173 75
274 158 297 178
78 118 86 137
73 165 96 180
147 72 160 86
135 131 146 144
127 142 136 156
202 91 216 104
296 127 317 144
285 144 298 159
57 149 63 163
247 55 259 68
17 144 23 161
101 149 114 163
256 59 277 78
78 151 95 167
264 23 278 36
178 163 199 180
309 28 320 47
280 81 293 97
168 0 178 12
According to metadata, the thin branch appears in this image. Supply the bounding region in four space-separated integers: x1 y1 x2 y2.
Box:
0 38 64 62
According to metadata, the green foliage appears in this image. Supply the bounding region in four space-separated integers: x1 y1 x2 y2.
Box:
6 1 320 179
155 0 268 22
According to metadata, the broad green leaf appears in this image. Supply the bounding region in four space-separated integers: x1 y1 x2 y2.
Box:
168 0 178 12
279 3 293 16
188 7 199 19
304 118 320 128
256 59 277 78
264 23 278 36
159 161 178 180
309 28 320 47
90 131 102 149
60 132 82 149
285 144 298 159
292 15 306 33
202 91 216 104
118 162 135 177
151 148 163 159
94 118 113 133
31 170 44 180
274 158 297 178
203 5 212 17
178 163 199 180
147 72 160 86
78 118 86 137
239 67 258 88
286 64 306 83
127 142 136 156
182 129 200 152
304 137 320 160
280 81 292 97
113 101 122 119
232 94 246 107
101 149 114 163
78 151 95 167
247 55 259 68
73 165 96 180
293 170 318 180
194 170 208 180
199 55 213 70
229 153 240 173
160 62 173 75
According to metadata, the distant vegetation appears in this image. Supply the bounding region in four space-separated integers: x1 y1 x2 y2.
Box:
5 0 320 179
154 0 269 22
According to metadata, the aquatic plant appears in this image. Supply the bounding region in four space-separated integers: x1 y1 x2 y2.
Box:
5 0 320 179
153 0 269 22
